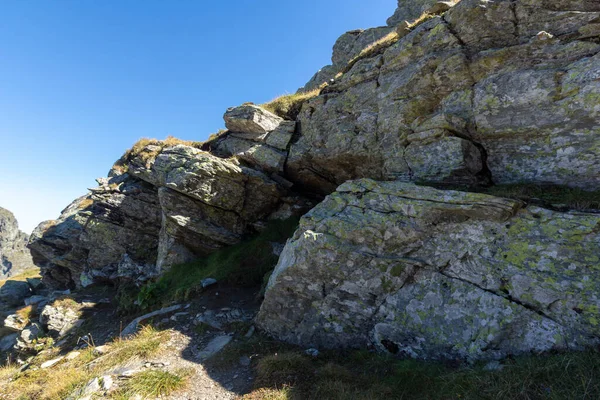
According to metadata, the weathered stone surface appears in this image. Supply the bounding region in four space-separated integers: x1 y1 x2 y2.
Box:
265 121 296 151
4 313 29 331
258 180 600 361
0 281 31 306
332 27 395 68
224 105 283 134
387 0 440 26
212 136 287 174
289 0 600 193
39 304 81 338
301 65 337 92
300 27 394 92
0 207 37 279
126 144 288 268
28 173 162 289
0 333 18 352
19 323 42 344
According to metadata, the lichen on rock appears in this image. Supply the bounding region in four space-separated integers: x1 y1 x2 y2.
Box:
257 179 600 360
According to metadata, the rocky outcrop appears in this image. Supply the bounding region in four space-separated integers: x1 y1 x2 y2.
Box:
0 207 36 279
28 174 163 289
257 179 600 360
26 0 600 363
301 27 394 92
29 134 307 289
291 0 600 193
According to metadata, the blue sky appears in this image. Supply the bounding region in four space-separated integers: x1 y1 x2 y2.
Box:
0 0 394 233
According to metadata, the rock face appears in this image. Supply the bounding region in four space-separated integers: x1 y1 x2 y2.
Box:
301 27 394 92
0 207 36 278
28 174 163 289
29 139 305 289
387 0 442 26
292 0 600 193
258 179 600 360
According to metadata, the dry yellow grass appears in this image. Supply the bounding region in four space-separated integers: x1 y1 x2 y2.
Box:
114 135 206 172
77 197 94 210
14 305 34 325
1 326 169 400
50 296 84 316
262 86 323 120
0 268 40 290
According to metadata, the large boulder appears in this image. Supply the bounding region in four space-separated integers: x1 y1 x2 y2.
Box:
0 281 32 306
289 1 600 194
0 207 37 279
258 179 600 361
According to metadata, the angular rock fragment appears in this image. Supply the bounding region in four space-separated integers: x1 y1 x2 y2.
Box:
224 105 283 134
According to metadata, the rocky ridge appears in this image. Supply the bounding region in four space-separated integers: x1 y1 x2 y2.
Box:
0 207 36 279
27 0 600 361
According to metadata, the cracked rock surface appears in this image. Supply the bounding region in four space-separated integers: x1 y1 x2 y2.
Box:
257 179 600 360
291 0 600 193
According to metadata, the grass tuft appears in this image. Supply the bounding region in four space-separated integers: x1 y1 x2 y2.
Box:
261 88 323 120
111 368 191 398
0 269 40 289
0 324 169 399
113 135 206 172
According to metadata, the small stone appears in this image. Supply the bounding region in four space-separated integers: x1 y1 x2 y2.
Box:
20 323 43 344
305 348 320 357
0 281 32 306
101 375 114 390
24 295 48 307
41 356 64 369
534 31 554 41
94 345 111 355
201 278 217 288
66 351 81 360
3 314 28 331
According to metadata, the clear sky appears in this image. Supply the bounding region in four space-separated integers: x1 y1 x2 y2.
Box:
0 0 394 234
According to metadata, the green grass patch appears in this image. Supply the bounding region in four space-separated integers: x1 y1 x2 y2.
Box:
110 368 190 399
132 217 300 311
242 348 600 400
